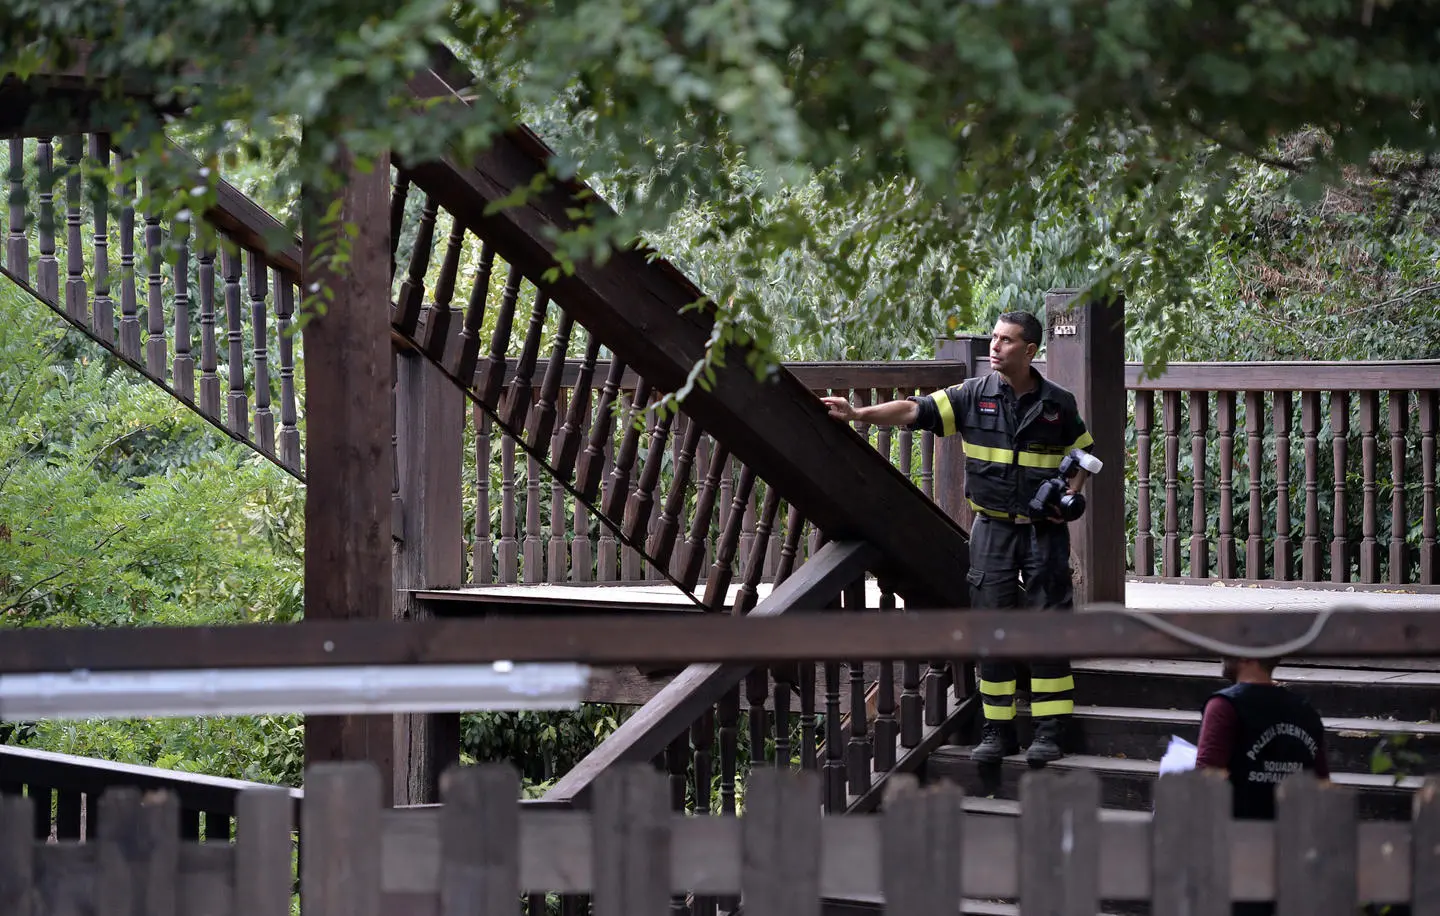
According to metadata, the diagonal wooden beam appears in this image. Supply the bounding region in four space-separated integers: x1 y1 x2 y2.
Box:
400 63 970 607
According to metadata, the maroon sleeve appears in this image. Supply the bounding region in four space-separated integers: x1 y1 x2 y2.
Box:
1195 696 1239 770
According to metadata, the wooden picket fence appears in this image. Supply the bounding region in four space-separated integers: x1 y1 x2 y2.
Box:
2 762 1438 915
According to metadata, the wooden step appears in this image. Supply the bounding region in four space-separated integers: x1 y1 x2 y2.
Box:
1060 705 1440 772
1071 658 1440 722
923 748 1424 821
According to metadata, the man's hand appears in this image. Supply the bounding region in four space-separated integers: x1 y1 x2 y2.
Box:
821 395 857 422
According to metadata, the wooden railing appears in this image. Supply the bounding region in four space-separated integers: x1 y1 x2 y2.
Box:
4 760 1431 914
0 136 306 476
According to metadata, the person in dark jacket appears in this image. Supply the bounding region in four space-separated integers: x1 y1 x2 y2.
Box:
820 311 1094 764
1195 655 1330 916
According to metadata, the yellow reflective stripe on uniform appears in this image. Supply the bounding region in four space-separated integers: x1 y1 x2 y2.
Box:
1031 699 1075 717
981 702 1017 721
963 441 1013 464
1069 430 1094 451
1030 675 1075 694
968 500 1031 523
979 679 1017 697
929 389 958 437
1017 450 1065 469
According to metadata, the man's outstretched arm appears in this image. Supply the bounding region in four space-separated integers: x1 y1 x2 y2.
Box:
820 395 919 427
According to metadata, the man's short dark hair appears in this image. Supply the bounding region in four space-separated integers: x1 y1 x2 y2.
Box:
998 311 1044 348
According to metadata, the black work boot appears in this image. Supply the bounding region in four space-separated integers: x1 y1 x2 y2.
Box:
1026 717 1066 764
971 720 1020 764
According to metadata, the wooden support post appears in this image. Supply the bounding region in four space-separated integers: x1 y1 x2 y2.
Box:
1042 290 1126 605
932 336 986 533
393 350 464 805
301 151 395 802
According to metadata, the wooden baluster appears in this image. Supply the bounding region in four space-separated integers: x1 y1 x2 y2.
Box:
1273 392 1294 580
1360 391 1381 582
273 277 302 468
576 355 626 501
88 136 113 341
649 417 701 571
823 659 845 812
395 195 437 335
386 172 409 285
876 387 895 467
798 659 818 773
452 244 495 383
924 653 948 727
625 409 675 544
595 428 619 582
421 221 464 361
1189 391 1209 578
680 441 731 592
529 311 575 453
1421 391 1438 585
1246 391 1267 579
503 291 549 432
1389 390 1410 584
143 186 167 376
118 166 141 359
197 242 220 416
873 586 898 772
900 654 922 751
701 464 755 608
716 452 734 562
733 485 781 616
1215 392 1236 579
5 139 26 277
728 682 750 801
391 350 401 541
1133 391 1155 575
1330 392 1352 583
898 390 915 490
62 134 87 324
476 265 524 409
1301 392 1323 580
548 391 570 583
1391 390 1439 583
171 219 194 402
1162 390 1182 577
773 664 793 769
737 485 758 580
555 334 602 481
571 404 594 582
602 380 653 524
221 247 249 436
247 252 275 453
691 709 717 916
743 667 767 771
845 579 871 798
664 734 690 916
499 434 519 583
524 451 543 583
36 137 57 302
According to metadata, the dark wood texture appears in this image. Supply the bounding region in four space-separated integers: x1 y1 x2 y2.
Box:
302 764 382 916
1018 769 1099 916
593 767 670 916
234 789 293 916
1152 769 1229 916
0 795 34 916
97 787 179 916
1276 775 1356 916
881 776 964 916
402 60 968 607
438 765 518 916
1044 290 1127 603
1417 782 1440 916
743 769 821 916
301 151 395 792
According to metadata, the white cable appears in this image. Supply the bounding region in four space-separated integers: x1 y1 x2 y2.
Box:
1094 607 1335 658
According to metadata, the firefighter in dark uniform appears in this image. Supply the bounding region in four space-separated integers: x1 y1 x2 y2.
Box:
821 310 1093 764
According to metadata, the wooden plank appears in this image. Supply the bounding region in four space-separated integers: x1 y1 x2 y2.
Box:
7 606 1440 673
0 795 34 916
543 540 876 804
301 764 382 916
1415 780 1440 916
35 844 96 916
742 769 821 916
881 775 964 916
438 764 518 916
402 59 969 609
1152 769 1229 916
1276 774 1356 916
97 787 179 916
1126 360 1440 392
1018 769 1099 916
178 845 233 916
592 766 670 916
300 148 395 792
235 787 293 916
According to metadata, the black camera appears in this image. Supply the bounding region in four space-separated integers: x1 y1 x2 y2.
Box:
1028 449 1104 522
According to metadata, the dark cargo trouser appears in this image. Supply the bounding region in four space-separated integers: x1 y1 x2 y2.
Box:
966 514 1075 721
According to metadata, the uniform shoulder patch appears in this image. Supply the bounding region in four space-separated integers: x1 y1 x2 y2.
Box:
977 398 999 415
